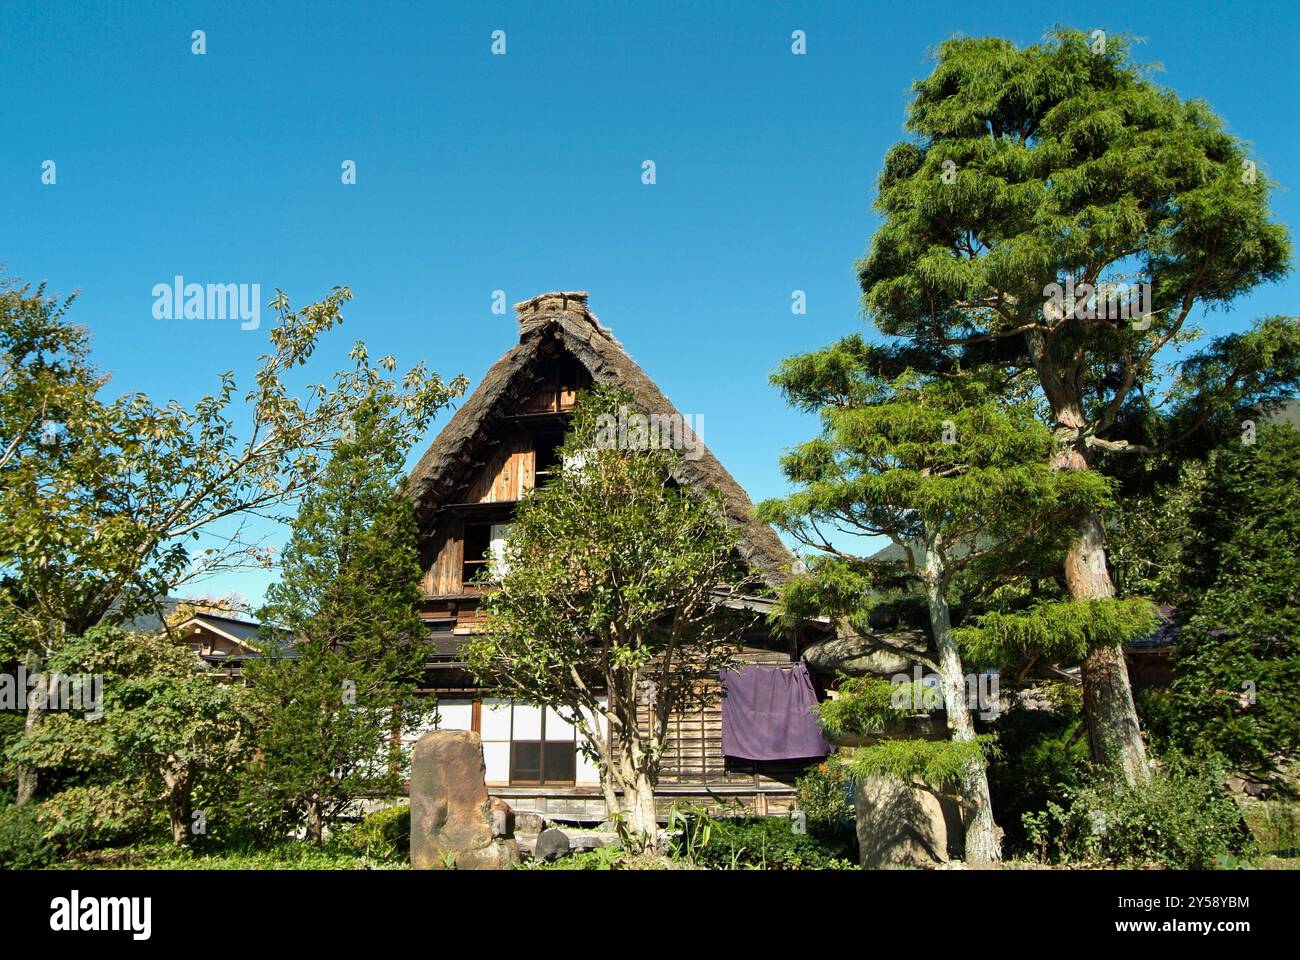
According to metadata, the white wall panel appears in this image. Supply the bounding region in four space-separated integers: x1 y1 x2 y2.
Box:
545 706 575 740
482 741 510 784
480 698 512 740
436 699 473 731
512 703 542 740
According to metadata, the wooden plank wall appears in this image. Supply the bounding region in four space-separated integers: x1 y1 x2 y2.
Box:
465 440 534 503
424 516 465 595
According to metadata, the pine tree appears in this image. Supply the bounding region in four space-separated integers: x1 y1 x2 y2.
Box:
854 29 1299 782
245 401 433 843
759 351 1122 864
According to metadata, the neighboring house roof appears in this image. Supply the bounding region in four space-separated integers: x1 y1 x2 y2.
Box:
406 291 798 590
1127 603 1179 649
173 611 295 657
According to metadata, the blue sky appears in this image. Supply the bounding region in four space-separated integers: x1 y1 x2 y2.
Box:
3 0 1297 607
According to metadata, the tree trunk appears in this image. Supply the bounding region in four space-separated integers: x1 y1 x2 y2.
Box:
626 769 658 844
611 712 659 852
925 557 1002 865
1065 505 1151 784
168 773 193 845
1025 336 1152 787
14 656 49 806
306 798 324 844
598 766 620 820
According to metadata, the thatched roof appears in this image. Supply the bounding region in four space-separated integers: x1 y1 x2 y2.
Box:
407 292 795 589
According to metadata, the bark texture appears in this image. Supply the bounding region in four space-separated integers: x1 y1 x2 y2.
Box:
926 558 1002 864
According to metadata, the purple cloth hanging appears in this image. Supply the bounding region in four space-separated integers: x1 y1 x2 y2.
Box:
720 663 830 761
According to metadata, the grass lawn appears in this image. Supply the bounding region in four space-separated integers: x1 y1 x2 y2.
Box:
61 841 407 870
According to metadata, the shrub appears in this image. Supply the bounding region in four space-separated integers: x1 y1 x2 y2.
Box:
39 782 160 853
0 803 57 869
67 840 402 870
1242 801 1300 858
339 804 410 861
1026 755 1254 868
673 811 856 870
986 686 1090 855
795 761 857 856
525 845 631 870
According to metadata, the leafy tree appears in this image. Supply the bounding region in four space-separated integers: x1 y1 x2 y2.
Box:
758 359 1121 863
0 277 465 804
1164 425 1300 782
4 626 250 847
856 28 1298 781
244 402 434 843
1105 459 1209 603
468 386 748 848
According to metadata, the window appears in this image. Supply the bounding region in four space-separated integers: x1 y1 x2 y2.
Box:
462 523 492 585
488 523 511 578
533 433 564 487
478 701 585 786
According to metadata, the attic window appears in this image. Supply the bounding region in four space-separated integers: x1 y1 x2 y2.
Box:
462 523 492 585
533 432 565 487
521 358 588 413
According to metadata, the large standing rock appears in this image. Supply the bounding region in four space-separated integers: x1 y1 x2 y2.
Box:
854 774 964 869
410 730 520 870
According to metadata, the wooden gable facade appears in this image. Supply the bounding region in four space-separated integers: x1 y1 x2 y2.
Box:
405 292 829 822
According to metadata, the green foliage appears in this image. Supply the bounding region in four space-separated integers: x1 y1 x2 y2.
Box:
526 844 631 871
0 711 22 799
839 737 995 785
1024 754 1253 868
0 275 462 822
985 686 1090 855
672 810 856 870
795 761 855 826
0 802 57 868
1164 426 1300 779
33 783 159 852
954 597 1159 667
1107 460 1210 602
339 804 410 861
3 626 250 849
66 840 400 870
851 27 1298 783
470 385 748 833
816 676 912 739
759 369 1110 574
794 761 857 857
0 278 465 645
244 405 433 842
858 29 1294 440
1243 801 1300 858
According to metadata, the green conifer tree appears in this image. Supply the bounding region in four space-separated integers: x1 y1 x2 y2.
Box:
245 400 433 843
759 352 1126 863
854 29 1298 781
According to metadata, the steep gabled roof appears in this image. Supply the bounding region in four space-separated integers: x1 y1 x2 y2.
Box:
407 292 795 589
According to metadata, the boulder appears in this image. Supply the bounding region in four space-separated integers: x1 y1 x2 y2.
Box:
803 628 931 678
513 811 546 835
410 730 520 870
489 797 514 838
535 828 572 862
570 831 620 851
854 773 964 869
